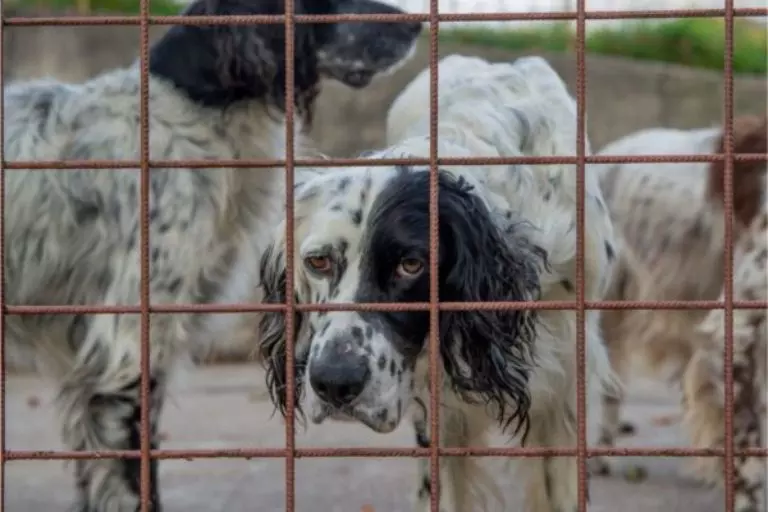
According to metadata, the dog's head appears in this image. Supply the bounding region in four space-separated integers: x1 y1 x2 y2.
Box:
259 164 545 434
707 114 767 227
149 0 422 114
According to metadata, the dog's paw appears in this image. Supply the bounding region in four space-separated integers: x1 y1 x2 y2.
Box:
679 458 721 487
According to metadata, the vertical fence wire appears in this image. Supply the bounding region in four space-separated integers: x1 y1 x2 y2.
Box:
282 1 298 511
427 1 442 510
721 0 736 510
0 0 5 507
138 0 153 510
574 0 588 509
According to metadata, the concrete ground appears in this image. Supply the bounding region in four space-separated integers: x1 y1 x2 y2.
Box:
5 364 726 511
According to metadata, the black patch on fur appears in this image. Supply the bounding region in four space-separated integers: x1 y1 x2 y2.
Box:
33 89 56 132
418 475 432 499
329 239 350 297
121 379 162 508
66 315 90 353
604 241 615 261
416 429 430 448
337 177 352 193
149 0 326 115
75 377 163 510
167 277 183 295
354 169 547 436
689 218 704 238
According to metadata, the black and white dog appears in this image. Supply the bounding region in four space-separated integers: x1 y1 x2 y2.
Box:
3 0 421 510
260 55 618 512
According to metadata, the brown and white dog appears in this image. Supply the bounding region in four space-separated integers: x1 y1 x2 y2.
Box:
592 115 767 512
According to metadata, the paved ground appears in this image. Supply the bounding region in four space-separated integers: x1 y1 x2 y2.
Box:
5 364 727 511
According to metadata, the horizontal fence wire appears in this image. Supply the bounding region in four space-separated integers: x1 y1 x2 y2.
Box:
1 1 766 512
3 300 767 315
3 7 768 25
3 153 768 170
4 446 768 461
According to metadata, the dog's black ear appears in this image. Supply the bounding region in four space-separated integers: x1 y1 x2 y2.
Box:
437 173 546 439
149 0 322 113
258 239 306 419
317 0 423 88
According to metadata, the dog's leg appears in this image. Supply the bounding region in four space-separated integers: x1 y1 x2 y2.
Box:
524 404 579 512
683 325 766 512
731 326 765 512
412 399 491 512
59 312 168 512
590 324 629 477
681 349 725 486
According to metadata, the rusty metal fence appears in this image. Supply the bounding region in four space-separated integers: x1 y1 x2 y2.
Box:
1 0 768 511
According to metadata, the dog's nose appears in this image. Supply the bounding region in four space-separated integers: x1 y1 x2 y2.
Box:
310 348 370 406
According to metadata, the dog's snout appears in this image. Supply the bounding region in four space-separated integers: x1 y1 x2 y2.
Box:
310 341 370 406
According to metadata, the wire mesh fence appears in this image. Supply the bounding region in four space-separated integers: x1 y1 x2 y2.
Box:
1 0 767 511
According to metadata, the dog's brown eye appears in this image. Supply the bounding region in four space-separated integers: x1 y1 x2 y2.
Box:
305 255 332 274
396 258 424 278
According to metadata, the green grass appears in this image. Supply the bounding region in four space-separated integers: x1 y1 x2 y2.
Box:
13 3 768 74
438 18 768 75
9 0 182 16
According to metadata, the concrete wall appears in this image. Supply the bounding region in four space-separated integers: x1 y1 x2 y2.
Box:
3 24 766 366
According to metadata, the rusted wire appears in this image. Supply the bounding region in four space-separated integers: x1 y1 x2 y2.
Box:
137 0 152 509
4 7 768 26
721 0 736 510
282 0 298 510
575 0 588 507
428 2 441 511
0 0 6 508
5 446 768 461
5 153 767 170
1 2 766 512
3 299 768 316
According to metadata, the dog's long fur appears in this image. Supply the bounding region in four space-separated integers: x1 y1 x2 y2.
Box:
259 54 617 512
593 116 767 511
2 0 421 509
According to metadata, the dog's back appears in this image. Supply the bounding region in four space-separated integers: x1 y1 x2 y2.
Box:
595 127 729 300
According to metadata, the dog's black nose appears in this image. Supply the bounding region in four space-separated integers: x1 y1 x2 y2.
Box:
310 348 370 406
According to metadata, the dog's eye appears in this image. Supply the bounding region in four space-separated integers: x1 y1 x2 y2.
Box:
396 257 424 278
305 255 333 274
